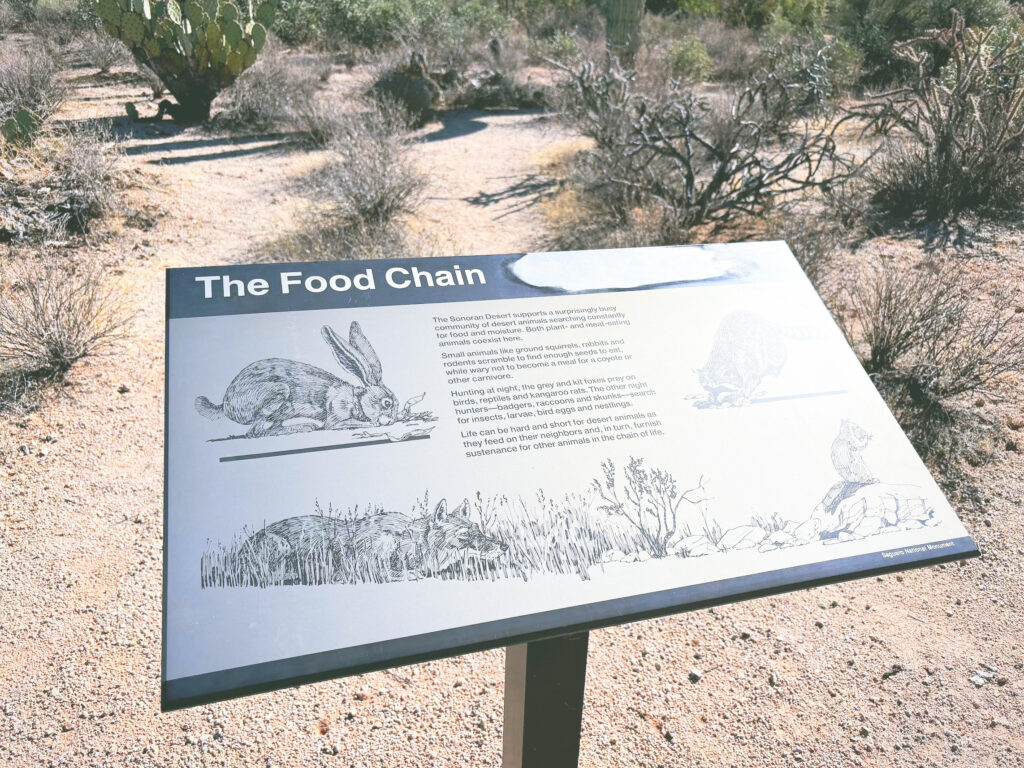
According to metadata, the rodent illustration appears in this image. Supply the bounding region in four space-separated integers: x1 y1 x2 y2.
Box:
821 419 878 515
831 418 876 483
694 310 815 407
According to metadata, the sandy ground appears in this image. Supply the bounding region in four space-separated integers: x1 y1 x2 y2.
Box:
1 59 1023 768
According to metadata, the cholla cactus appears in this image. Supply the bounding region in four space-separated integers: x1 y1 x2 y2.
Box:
94 0 276 122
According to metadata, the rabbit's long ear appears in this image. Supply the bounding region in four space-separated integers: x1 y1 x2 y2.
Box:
348 322 384 384
322 325 373 385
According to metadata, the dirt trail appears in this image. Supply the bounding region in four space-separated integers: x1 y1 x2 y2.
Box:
1 68 1022 768
411 109 565 255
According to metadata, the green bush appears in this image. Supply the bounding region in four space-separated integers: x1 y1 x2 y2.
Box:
667 35 712 79
836 0 1011 83
274 0 509 50
322 0 415 48
272 0 323 43
522 0 605 42
673 0 828 29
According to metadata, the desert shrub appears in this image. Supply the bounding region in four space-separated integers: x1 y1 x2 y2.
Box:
78 29 129 73
406 0 509 67
1 125 124 241
2 0 35 26
441 34 547 110
306 100 422 226
857 13 1024 224
256 99 425 261
533 28 582 62
0 259 128 384
757 34 860 116
212 41 318 132
0 43 66 124
694 17 759 82
0 2 18 31
766 209 844 288
253 214 421 262
47 125 124 232
550 60 855 248
594 458 707 558
291 92 350 146
840 261 1024 474
667 35 712 80
837 0 1010 83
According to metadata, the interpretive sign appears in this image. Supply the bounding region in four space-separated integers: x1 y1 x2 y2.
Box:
162 242 978 711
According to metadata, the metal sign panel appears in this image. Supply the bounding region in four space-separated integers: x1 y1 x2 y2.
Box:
162 243 977 710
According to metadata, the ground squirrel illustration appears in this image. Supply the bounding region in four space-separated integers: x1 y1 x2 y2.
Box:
831 419 876 483
821 419 878 515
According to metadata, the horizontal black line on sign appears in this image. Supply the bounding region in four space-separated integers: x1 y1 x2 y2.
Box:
219 434 431 462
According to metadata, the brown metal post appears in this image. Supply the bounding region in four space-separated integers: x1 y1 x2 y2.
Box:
502 632 590 768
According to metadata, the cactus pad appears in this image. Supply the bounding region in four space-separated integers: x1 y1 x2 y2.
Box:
183 0 205 27
96 0 121 25
120 12 146 43
249 21 265 51
165 0 181 23
222 18 242 48
253 1 273 26
205 20 221 47
219 1 239 23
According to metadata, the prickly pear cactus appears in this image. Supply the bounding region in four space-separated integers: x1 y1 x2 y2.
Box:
1 108 41 147
95 0 277 122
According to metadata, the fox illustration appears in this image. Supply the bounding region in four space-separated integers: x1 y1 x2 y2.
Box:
236 499 508 585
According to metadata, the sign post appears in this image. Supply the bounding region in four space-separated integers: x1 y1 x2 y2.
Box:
503 633 590 768
162 242 977 762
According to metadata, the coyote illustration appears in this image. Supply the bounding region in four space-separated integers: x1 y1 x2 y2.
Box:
235 499 508 585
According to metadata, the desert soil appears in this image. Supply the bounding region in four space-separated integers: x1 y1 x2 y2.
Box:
1 60 1022 768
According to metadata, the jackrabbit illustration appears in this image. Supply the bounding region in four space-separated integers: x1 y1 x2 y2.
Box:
195 322 399 438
